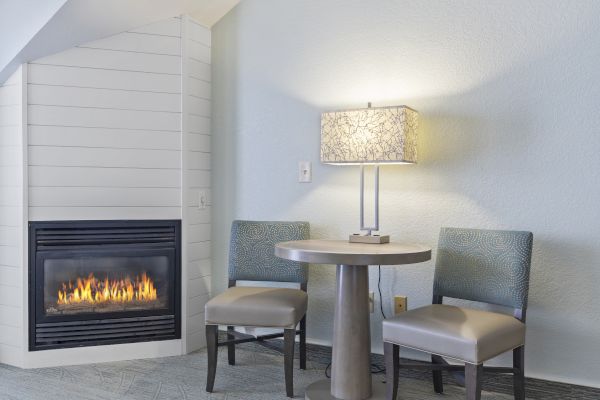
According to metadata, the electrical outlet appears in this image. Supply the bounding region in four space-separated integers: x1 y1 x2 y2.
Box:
369 291 375 313
394 295 407 315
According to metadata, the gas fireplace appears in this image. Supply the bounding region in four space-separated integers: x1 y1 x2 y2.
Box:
29 220 181 351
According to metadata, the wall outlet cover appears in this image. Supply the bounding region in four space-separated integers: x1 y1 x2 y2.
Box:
394 295 407 315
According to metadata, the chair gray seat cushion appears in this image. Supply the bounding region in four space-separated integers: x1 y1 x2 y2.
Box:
205 286 308 328
382 304 525 364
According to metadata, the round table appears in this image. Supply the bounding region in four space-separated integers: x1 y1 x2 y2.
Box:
275 240 431 400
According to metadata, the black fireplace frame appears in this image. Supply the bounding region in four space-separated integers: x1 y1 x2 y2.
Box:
29 220 181 351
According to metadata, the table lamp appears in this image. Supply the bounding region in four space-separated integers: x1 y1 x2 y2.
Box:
320 104 419 244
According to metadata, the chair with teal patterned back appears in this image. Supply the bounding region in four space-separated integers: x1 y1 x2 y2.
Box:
205 220 310 398
383 227 533 400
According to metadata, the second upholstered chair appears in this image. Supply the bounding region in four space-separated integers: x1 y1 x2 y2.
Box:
383 227 533 400
205 220 310 398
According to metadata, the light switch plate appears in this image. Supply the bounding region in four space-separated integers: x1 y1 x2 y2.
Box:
298 161 311 182
198 190 207 209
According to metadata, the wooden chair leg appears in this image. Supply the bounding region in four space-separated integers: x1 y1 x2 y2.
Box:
513 346 525 400
205 325 218 392
432 354 444 393
465 363 483 400
299 315 307 370
227 325 235 365
283 328 296 398
384 342 399 400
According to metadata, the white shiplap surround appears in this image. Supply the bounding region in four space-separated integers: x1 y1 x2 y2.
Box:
182 16 212 353
0 16 211 367
0 66 25 367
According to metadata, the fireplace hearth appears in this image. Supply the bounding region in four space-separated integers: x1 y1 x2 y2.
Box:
29 220 181 351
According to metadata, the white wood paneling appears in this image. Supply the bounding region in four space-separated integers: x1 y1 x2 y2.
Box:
0 265 21 287
188 170 211 187
29 147 180 169
29 126 181 150
188 133 211 152
188 96 211 117
188 20 211 45
34 47 181 75
129 18 181 37
188 40 210 64
28 64 181 94
29 187 181 207
13 16 213 362
28 207 182 221
29 105 181 131
0 66 23 364
29 166 181 188
187 297 209 321
0 227 20 246
80 32 182 56
189 77 211 100
187 152 211 170
28 85 181 113
27 17 183 222
188 224 211 243
188 258 211 280
189 114 210 134
183 17 212 353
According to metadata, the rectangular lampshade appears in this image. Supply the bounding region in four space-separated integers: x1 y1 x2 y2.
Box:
320 105 419 165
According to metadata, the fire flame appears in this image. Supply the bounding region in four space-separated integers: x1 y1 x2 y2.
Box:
57 272 157 305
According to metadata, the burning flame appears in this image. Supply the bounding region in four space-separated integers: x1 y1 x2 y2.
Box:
57 272 157 305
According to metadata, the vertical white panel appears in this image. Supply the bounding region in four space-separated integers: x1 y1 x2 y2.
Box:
183 16 212 353
0 65 24 366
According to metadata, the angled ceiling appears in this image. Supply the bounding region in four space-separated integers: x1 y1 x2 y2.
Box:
0 0 240 84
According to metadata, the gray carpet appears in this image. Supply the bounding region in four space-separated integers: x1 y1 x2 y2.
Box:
0 343 525 400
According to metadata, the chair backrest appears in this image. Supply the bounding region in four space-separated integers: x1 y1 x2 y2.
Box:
229 220 310 285
433 227 533 313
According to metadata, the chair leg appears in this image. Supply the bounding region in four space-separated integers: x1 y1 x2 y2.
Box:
205 324 218 392
513 346 525 400
299 315 307 370
465 363 483 400
227 325 236 365
283 328 296 398
384 342 399 400
432 354 444 393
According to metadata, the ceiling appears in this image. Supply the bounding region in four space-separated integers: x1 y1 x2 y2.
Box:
188 0 240 27
0 0 240 84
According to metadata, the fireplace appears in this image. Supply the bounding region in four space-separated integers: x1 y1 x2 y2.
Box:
29 220 181 351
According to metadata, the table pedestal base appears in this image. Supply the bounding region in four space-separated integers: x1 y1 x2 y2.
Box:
305 379 387 400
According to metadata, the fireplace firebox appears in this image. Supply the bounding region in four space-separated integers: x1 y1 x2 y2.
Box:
29 220 181 351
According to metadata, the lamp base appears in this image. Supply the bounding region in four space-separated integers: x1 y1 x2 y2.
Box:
349 234 390 244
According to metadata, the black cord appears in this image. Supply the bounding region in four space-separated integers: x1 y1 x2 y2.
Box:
324 265 389 378
378 265 387 320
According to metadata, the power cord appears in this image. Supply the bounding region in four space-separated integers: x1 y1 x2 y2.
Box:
378 265 387 320
324 265 387 378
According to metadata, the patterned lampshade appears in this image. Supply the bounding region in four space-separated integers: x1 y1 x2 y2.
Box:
320 105 419 165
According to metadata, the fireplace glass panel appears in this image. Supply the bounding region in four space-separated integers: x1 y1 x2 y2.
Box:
43 255 170 316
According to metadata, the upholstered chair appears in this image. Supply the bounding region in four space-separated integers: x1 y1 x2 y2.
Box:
383 227 533 400
205 220 310 398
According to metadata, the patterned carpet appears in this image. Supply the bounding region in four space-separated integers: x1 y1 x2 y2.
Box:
0 343 529 400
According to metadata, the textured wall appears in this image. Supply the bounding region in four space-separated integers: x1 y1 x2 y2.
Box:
212 0 600 387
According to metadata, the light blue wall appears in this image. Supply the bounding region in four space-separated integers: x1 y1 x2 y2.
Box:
212 0 600 387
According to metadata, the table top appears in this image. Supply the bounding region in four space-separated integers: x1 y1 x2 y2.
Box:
275 239 431 266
